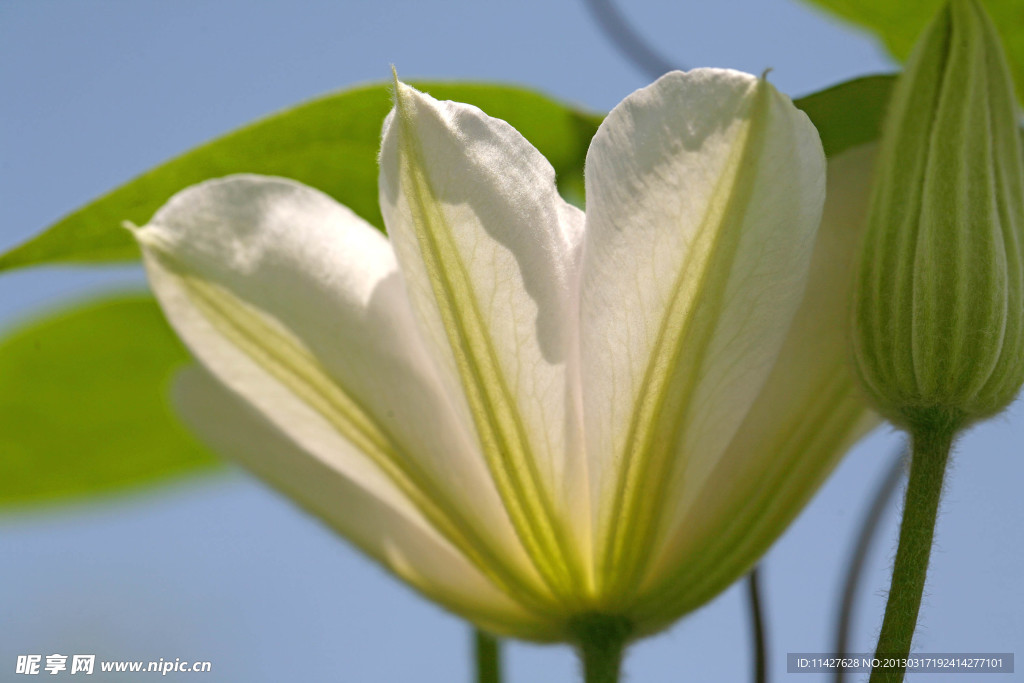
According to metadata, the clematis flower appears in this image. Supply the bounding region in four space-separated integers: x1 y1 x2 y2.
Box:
132 69 876 642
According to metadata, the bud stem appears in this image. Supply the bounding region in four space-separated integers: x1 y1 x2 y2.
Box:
869 414 957 682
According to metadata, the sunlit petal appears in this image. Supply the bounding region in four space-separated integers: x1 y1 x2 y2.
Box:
133 175 553 612
633 144 882 629
379 82 588 600
578 69 826 601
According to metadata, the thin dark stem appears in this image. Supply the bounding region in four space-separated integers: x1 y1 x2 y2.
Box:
747 567 767 683
581 0 680 79
474 629 501 683
869 416 957 682
833 446 906 683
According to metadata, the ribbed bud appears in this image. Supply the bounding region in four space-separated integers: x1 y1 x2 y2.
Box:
853 0 1024 430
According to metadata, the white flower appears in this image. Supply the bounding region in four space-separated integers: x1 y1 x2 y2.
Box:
132 70 875 641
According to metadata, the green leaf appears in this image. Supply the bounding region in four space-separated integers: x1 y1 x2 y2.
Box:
0 295 219 507
0 76 894 274
0 82 602 273
800 0 1024 99
794 74 894 157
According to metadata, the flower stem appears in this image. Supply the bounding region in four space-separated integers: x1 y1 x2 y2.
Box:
474 629 501 683
569 614 632 683
869 413 957 683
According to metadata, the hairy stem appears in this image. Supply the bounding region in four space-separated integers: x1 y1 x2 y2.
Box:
869 415 956 682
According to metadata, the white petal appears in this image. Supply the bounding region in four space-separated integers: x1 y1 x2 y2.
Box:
632 144 882 628
379 83 588 598
173 367 559 640
579 69 827 601
132 175 553 612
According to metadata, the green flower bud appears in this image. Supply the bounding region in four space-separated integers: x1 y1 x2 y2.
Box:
853 0 1024 430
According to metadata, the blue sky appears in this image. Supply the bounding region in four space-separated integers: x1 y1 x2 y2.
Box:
1 1 1021 681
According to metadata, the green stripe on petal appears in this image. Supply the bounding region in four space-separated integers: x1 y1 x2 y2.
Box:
598 81 772 601
579 70 826 605
382 82 584 601
145 249 558 615
632 144 881 629
174 366 561 641
634 370 872 629
132 175 558 619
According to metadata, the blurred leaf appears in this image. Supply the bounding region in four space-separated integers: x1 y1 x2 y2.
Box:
0 82 601 273
800 0 1024 99
795 74 894 157
0 295 219 507
0 76 893 273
